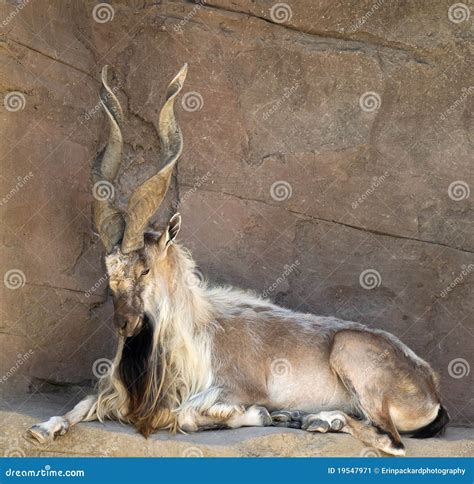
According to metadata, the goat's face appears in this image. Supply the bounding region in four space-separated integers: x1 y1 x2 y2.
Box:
105 215 181 337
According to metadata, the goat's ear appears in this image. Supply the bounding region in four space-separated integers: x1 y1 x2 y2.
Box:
157 213 181 252
167 213 181 242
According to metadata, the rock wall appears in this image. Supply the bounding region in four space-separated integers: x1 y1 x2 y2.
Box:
0 0 472 424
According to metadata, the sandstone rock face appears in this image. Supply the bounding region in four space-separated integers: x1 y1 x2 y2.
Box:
0 0 472 426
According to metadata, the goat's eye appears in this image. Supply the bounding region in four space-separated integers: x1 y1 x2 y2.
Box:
141 268 150 277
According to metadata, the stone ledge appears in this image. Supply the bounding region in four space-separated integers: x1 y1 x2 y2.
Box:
1 396 472 457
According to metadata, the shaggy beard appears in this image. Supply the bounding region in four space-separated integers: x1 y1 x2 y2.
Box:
118 315 173 436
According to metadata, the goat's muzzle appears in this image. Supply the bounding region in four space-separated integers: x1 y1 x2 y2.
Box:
114 311 144 338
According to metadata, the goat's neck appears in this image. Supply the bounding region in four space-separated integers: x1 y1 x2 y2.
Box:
149 246 214 382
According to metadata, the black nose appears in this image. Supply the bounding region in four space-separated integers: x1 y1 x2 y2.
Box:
114 314 129 332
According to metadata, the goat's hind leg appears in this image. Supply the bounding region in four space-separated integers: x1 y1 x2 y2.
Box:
25 395 97 444
299 410 404 456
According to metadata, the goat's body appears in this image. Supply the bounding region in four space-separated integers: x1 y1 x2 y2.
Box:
208 289 355 414
26 244 447 456
199 287 440 431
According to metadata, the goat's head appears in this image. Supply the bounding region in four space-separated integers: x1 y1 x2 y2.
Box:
92 65 187 337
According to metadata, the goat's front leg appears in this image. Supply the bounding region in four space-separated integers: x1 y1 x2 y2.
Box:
179 403 272 432
25 395 97 444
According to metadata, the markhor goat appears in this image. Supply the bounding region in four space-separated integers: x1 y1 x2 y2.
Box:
26 65 449 456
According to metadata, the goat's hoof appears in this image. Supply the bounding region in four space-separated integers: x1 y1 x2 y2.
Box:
330 418 344 431
290 410 305 421
303 417 330 433
24 425 53 445
270 410 292 423
254 406 272 426
24 417 69 445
